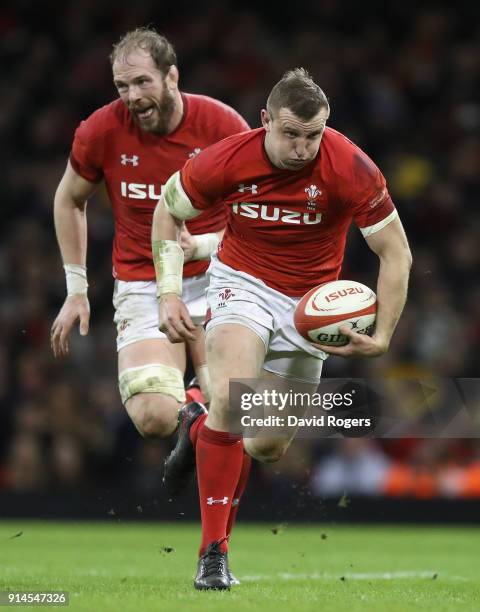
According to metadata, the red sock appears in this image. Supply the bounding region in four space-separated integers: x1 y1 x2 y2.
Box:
226 452 252 538
189 413 207 446
196 424 244 555
185 386 205 405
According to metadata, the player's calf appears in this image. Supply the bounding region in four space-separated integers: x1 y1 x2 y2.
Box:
243 436 289 463
204 386 237 431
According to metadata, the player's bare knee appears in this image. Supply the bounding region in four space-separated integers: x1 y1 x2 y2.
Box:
244 438 288 463
125 394 179 438
118 363 185 437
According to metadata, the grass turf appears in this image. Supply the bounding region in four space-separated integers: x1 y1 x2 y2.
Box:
0 522 479 611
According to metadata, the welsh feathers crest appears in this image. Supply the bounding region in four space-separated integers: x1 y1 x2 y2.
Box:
305 184 322 200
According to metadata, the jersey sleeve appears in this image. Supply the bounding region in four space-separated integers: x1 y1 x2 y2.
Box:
180 141 230 211
349 150 397 237
69 114 105 183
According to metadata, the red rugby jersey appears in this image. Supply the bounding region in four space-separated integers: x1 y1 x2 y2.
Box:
180 127 397 296
70 94 249 280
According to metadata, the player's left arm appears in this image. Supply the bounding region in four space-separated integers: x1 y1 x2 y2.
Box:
151 187 200 344
152 159 222 343
319 216 412 357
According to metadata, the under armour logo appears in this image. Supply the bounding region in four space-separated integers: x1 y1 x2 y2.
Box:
121 154 139 166
188 147 202 158
207 496 229 505
238 183 258 194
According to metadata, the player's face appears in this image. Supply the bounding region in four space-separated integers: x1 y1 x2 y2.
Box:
113 50 178 134
261 107 329 170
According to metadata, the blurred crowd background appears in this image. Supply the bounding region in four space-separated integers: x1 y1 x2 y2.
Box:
1 0 480 506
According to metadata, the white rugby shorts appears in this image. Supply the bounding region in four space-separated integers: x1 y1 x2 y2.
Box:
113 274 208 351
205 255 327 384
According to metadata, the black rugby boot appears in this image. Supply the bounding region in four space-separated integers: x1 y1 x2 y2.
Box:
194 541 231 590
163 401 207 497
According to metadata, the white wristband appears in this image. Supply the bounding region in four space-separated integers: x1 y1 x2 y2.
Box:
192 233 220 260
64 264 88 296
152 240 184 297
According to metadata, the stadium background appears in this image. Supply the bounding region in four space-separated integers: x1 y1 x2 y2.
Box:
1 0 479 521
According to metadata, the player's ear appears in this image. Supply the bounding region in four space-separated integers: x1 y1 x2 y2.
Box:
261 109 271 131
165 65 179 90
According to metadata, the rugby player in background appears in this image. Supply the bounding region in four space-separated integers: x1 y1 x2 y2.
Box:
50 28 250 585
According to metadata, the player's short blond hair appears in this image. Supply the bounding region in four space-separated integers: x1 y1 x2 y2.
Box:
110 27 177 76
267 68 330 121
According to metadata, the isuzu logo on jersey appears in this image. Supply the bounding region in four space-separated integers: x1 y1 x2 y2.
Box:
120 154 139 166
238 183 258 194
120 182 161 200
232 203 322 225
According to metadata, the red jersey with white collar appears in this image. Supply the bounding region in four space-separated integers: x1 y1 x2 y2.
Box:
70 94 249 280
180 127 397 296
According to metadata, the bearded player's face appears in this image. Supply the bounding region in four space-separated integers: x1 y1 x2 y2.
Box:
261 107 329 171
113 50 176 134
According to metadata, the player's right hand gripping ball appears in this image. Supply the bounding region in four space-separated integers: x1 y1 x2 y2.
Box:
294 280 377 346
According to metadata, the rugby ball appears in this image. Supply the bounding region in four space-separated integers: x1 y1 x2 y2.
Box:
294 280 377 346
